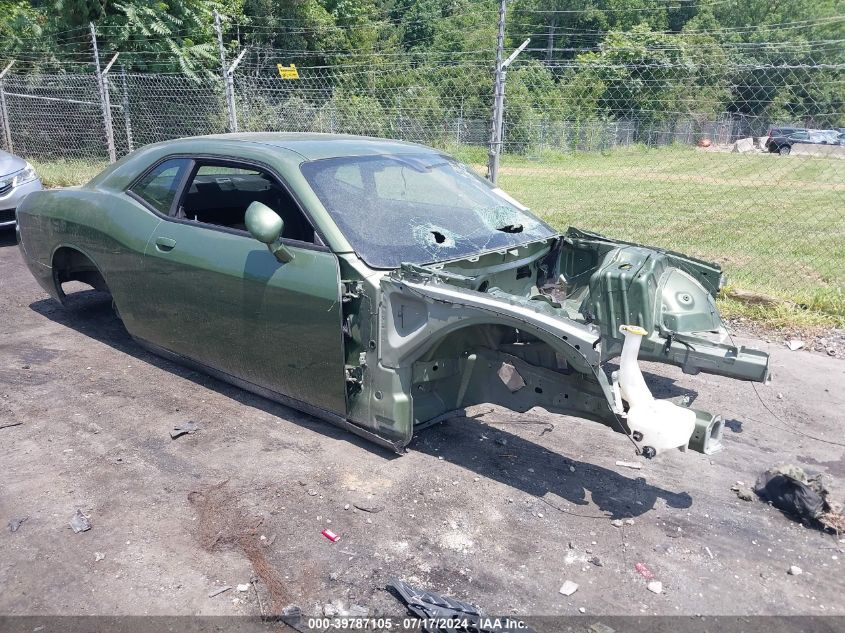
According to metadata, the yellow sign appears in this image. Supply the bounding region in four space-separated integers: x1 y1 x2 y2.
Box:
277 64 299 79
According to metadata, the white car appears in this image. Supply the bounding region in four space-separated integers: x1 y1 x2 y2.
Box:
0 150 42 228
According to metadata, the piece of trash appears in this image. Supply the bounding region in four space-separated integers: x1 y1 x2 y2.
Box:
0 422 24 430
321 529 340 542
785 339 804 351
387 578 534 633
705 546 714 559
208 585 231 598
558 580 579 596
647 580 663 594
615 460 642 470
8 516 28 532
589 624 616 633
611 519 624 528
170 421 199 439
579 607 586 613
236 583 250 592
589 556 603 567
635 562 654 579
788 565 803 576
69 509 91 533
94 552 105 561
732 485 754 501
307 490 318 496
755 464 845 531
353 503 383 513
624 518 635 525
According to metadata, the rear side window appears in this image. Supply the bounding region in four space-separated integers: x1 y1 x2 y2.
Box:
131 158 191 214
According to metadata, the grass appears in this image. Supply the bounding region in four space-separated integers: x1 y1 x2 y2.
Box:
28 146 845 327
29 158 108 188
454 145 845 327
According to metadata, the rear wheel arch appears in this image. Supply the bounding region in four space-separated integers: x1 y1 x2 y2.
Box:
51 245 111 303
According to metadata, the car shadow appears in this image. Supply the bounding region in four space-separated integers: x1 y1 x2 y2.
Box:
412 414 692 519
31 288 695 517
29 289 399 460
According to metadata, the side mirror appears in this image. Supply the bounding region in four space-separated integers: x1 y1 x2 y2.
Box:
245 201 294 263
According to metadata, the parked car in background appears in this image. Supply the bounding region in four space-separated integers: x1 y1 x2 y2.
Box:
0 150 42 228
765 127 843 155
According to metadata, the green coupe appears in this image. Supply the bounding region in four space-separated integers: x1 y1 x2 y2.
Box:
17 133 769 457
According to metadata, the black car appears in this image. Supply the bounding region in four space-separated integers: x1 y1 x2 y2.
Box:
765 127 807 155
765 127 843 155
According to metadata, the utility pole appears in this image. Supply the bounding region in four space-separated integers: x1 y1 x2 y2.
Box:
487 0 507 184
215 10 238 133
487 0 530 185
91 23 116 163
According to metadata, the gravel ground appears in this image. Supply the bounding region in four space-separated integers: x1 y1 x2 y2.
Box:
2 229 844 619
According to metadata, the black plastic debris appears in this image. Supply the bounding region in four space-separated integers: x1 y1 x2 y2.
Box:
755 464 844 531
387 578 533 633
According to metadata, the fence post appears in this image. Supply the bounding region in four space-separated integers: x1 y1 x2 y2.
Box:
0 60 14 154
90 23 117 163
486 0 506 184
120 65 134 152
214 10 238 132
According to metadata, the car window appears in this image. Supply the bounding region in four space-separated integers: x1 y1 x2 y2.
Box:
178 161 315 243
301 153 555 269
131 158 191 214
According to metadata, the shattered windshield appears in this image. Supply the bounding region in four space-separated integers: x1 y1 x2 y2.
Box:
300 153 555 268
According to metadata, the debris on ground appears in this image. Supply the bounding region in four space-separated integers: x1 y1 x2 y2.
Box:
611 519 624 528
321 529 340 542
170 421 199 439
0 422 24 430
69 509 91 533
236 583 250 592
207 585 231 598
388 578 534 633
94 552 105 561
731 484 755 501
8 516 28 532
615 460 643 470
558 580 579 596
755 464 845 531
647 580 664 594
353 503 383 513
785 339 805 351
705 546 714 559
788 565 803 576
589 624 616 633
635 562 655 579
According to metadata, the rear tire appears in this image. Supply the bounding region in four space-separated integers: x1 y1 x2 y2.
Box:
779 145 791 156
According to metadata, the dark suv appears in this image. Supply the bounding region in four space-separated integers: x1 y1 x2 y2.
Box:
765 127 844 155
765 127 807 155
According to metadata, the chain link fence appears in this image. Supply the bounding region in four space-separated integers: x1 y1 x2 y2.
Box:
0 55 842 306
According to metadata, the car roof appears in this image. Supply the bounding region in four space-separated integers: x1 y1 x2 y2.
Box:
187 132 437 161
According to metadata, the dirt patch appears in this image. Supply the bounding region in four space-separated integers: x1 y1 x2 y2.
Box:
188 481 291 613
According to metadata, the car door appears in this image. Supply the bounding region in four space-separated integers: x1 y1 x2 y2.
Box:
137 157 347 416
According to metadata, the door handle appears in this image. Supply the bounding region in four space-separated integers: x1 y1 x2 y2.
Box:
155 237 177 252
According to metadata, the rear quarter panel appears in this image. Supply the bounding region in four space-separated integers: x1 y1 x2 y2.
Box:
17 186 162 333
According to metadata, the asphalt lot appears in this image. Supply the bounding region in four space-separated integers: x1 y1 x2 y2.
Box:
1 228 844 619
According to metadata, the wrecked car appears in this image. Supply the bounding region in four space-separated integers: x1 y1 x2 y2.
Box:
16 133 770 458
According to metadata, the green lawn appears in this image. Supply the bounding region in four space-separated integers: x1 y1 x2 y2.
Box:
29 145 845 325
454 145 845 324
